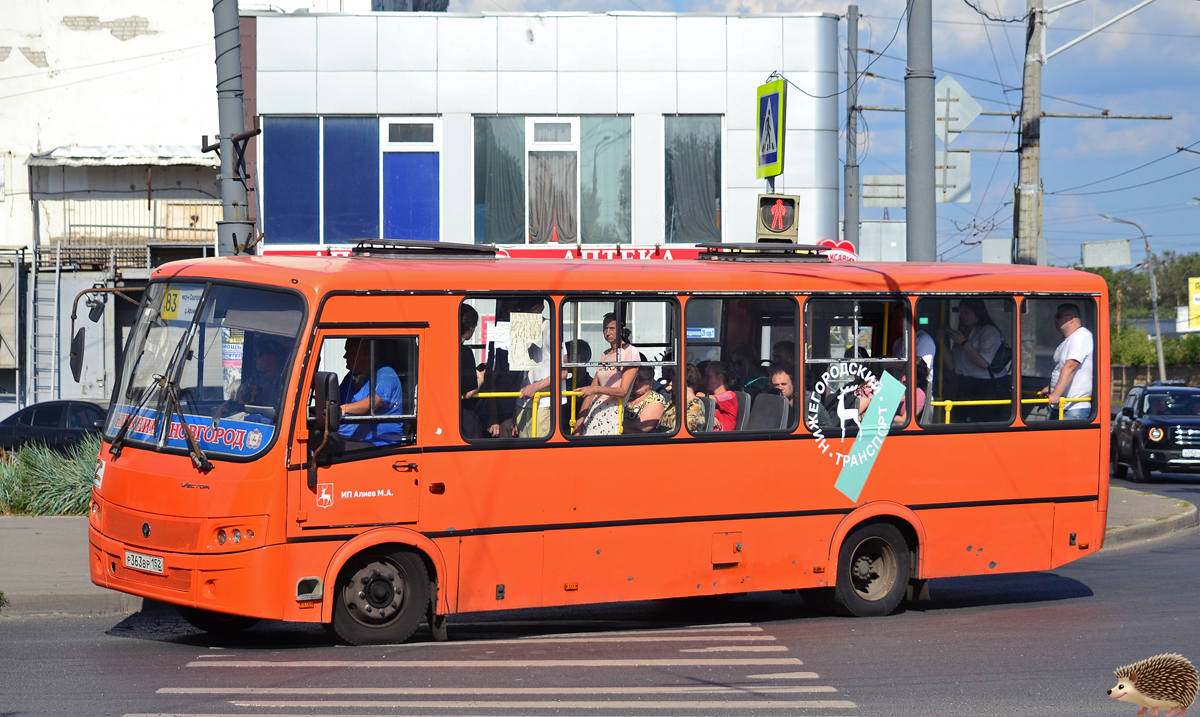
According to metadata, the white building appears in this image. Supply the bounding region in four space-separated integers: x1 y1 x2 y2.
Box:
245 11 842 256
0 1 224 415
0 5 845 416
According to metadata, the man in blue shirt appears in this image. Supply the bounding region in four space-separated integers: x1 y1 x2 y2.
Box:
338 338 405 447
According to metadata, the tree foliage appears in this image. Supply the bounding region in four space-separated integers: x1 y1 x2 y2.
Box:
1080 251 1200 323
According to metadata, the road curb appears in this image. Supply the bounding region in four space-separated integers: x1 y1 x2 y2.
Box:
0 592 143 618
1103 501 1199 550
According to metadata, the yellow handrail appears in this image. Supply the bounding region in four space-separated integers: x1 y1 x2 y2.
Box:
464 390 619 436
930 396 1092 423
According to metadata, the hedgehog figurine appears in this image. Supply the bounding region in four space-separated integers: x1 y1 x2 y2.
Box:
1108 654 1199 717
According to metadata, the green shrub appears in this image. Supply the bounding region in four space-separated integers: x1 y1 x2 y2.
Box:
20 435 102 516
0 452 26 515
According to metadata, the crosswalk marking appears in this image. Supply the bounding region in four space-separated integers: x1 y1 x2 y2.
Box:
517 624 762 638
226 699 858 709
748 671 821 679
128 714 866 717
350 635 778 649
678 646 790 653
159 686 837 695
187 658 804 668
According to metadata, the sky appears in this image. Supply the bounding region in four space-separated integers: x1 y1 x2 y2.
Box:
453 0 1200 267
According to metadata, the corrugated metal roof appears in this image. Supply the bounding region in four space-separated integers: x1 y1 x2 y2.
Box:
27 146 219 168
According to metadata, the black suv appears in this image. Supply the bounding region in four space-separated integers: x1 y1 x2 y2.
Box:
1112 381 1200 482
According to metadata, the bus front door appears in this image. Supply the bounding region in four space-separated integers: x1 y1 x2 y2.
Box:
296 332 423 530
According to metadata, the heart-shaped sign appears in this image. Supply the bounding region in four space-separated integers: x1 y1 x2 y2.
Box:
816 238 858 262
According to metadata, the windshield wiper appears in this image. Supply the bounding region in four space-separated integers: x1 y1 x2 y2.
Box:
110 284 213 471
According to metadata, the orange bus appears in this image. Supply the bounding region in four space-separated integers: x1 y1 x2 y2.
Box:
87 241 1109 644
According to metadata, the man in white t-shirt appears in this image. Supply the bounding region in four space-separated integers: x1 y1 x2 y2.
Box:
1042 303 1093 420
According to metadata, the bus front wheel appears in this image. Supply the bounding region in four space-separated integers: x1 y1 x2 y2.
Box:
329 548 429 646
829 522 910 617
176 606 260 635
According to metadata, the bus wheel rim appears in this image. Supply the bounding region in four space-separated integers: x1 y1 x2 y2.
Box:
343 559 406 627
847 536 897 601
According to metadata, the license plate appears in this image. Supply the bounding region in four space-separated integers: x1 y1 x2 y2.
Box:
124 550 164 574
1184 449 1200 459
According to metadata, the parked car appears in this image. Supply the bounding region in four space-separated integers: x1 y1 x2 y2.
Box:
1112 382 1200 482
0 401 107 452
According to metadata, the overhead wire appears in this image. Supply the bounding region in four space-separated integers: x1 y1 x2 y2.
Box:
1046 140 1200 195
861 49 1107 111
768 0 913 101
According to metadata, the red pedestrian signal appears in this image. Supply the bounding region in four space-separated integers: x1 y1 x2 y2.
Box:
756 194 799 243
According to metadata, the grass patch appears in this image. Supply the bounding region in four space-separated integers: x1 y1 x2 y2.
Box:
1154 516 1169 521
1139 491 1154 496
0 590 8 609
0 435 102 516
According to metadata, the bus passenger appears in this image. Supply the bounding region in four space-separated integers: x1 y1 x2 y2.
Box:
661 364 705 434
770 340 795 367
340 338 404 447
562 339 592 431
574 313 638 436
704 360 739 431
768 361 798 427
459 305 498 439
732 344 768 395
939 299 1007 422
624 363 667 433
894 359 929 426
1040 303 1093 421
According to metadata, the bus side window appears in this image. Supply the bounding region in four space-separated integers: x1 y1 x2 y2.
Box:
916 296 1016 425
313 336 417 460
685 296 799 433
562 298 678 438
458 296 553 441
803 297 907 437
1020 297 1097 422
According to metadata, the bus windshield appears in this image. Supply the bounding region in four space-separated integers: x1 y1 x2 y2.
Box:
106 281 304 460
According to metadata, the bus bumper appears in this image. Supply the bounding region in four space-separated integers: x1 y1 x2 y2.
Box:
88 524 298 621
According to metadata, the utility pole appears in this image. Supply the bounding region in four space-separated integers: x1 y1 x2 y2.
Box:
1014 0 1044 264
844 5 860 252
905 0 936 262
212 0 255 255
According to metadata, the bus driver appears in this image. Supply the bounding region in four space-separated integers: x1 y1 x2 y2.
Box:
339 338 405 448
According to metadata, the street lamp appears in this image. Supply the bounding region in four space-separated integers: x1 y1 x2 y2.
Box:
1102 214 1167 382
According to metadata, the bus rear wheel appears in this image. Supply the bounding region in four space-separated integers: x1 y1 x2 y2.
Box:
176 606 260 635
329 548 428 646
829 523 910 617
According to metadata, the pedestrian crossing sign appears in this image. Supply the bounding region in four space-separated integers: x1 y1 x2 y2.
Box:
756 79 786 179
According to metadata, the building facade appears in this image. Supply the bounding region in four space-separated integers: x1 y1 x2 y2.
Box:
246 11 841 255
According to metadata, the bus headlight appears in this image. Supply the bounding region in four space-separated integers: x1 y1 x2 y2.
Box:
217 529 227 545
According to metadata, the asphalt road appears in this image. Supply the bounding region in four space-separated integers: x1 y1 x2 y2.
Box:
1114 470 1200 505
2 523 1198 717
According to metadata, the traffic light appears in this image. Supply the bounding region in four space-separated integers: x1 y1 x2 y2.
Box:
756 194 799 243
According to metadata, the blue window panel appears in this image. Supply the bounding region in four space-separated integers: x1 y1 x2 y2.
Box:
323 117 380 244
383 152 440 241
262 117 320 244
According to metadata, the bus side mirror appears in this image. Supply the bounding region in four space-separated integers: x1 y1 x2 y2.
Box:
70 328 86 383
309 371 341 489
314 371 341 431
